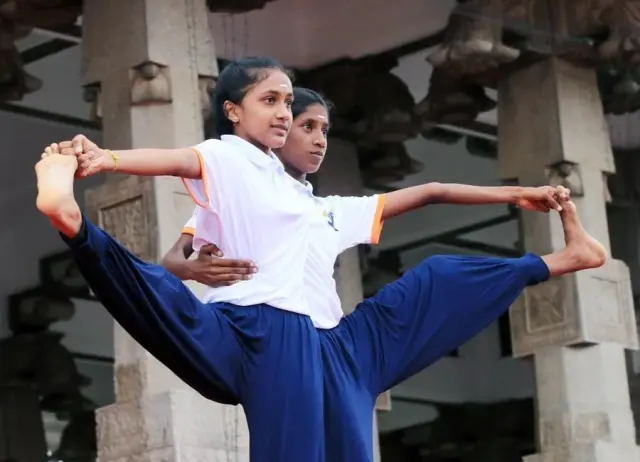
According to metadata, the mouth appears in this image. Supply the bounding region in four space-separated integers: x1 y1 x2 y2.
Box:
309 151 324 160
271 124 289 135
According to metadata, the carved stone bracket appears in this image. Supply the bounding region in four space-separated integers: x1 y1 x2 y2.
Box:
544 161 585 197
427 0 520 77
422 0 640 125
130 61 172 106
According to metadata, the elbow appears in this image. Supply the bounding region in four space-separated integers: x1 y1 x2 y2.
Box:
424 182 444 203
160 246 183 271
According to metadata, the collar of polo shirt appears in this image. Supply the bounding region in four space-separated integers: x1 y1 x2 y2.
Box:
286 175 314 196
221 135 285 172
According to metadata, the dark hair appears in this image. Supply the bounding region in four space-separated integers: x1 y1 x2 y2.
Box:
213 57 292 136
291 87 333 119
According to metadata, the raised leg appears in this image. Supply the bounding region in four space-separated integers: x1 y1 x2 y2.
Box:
35 152 242 404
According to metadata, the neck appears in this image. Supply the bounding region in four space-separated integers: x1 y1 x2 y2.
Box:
230 131 269 154
284 165 307 184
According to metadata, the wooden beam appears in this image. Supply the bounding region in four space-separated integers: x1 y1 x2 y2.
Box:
0 103 100 130
20 39 76 65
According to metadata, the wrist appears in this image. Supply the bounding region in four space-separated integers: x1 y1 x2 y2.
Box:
509 186 526 204
102 149 118 172
182 259 199 281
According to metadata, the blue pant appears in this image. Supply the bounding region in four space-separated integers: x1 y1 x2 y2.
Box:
319 253 549 462
62 217 549 462
61 217 324 462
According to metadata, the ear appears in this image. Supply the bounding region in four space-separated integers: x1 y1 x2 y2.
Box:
223 101 240 124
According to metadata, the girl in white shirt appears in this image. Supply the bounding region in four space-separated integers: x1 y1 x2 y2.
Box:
164 87 606 462
36 57 328 462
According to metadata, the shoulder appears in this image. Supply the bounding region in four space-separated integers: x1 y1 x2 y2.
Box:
193 139 247 169
194 138 232 157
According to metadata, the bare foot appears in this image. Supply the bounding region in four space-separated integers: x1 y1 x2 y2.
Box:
35 153 82 237
544 201 606 277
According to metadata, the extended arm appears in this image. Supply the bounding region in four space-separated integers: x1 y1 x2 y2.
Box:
101 148 202 178
382 183 562 220
58 135 202 178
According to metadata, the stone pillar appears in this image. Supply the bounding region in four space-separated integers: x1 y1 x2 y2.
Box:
499 57 640 461
80 1 248 461
316 137 389 462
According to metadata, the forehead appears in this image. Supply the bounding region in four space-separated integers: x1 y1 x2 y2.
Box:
298 103 329 122
251 69 292 92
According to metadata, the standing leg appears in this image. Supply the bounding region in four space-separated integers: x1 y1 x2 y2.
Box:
320 329 375 462
35 153 242 404
234 307 325 462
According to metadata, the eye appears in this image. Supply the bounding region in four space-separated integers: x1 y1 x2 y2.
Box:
264 96 276 104
285 98 293 108
303 122 313 131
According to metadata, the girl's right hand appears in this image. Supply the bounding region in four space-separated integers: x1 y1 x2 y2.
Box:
57 134 111 177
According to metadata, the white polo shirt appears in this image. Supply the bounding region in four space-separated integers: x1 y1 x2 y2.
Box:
182 135 311 315
183 172 385 329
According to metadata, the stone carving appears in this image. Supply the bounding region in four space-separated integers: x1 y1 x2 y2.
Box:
423 0 640 127
302 60 420 144
352 71 420 143
0 292 94 416
87 176 158 262
358 142 424 187
130 62 172 106
0 0 81 102
524 279 567 332
301 59 423 187
427 0 521 76
595 0 640 62
510 259 638 356
544 161 585 197
416 68 496 126
99 197 151 260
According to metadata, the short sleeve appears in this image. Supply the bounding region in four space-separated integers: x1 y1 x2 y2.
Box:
326 194 385 253
181 138 239 211
181 209 197 235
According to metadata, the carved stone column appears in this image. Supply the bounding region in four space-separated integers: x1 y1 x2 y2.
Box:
80 1 248 461
315 137 390 462
499 57 640 461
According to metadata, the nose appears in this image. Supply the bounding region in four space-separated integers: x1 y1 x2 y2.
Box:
314 136 327 149
276 103 291 122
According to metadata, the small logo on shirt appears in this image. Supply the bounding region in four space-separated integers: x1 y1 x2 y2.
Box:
323 210 339 231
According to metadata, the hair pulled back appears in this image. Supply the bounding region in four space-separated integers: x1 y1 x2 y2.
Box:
213 57 291 136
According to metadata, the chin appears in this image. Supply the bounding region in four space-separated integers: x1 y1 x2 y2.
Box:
306 163 322 174
267 137 287 149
